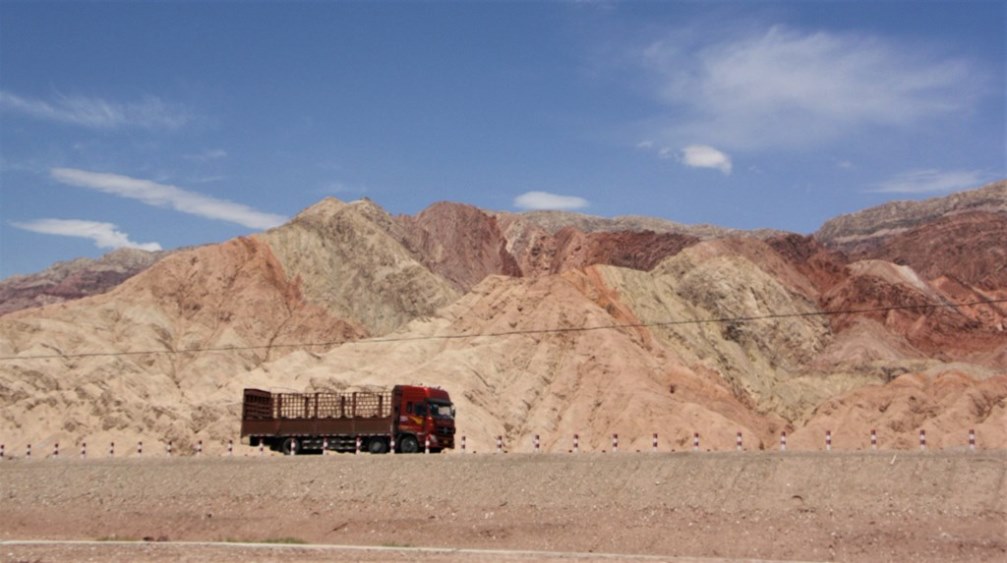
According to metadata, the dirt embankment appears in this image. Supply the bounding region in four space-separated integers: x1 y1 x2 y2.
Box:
1 452 1004 562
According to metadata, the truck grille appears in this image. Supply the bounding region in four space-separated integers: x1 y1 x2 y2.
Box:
436 426 455 436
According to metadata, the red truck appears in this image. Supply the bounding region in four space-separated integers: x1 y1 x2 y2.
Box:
240 385 455 455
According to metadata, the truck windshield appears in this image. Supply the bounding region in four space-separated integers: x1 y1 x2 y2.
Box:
429 401 455 420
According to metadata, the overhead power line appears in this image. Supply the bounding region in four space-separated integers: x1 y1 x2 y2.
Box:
1 297 1004 362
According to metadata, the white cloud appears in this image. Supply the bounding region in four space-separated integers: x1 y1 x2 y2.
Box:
874 169 987 194
50 168 287 229
12 219 162 251
514 191 590 211
0 90 191 130
680 145 732 174
639 25 981 150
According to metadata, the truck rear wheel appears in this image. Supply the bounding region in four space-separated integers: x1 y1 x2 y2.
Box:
399 435 419 454
367 438 388 454
282 437 300 456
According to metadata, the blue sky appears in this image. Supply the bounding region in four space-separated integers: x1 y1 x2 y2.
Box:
1 1 1004 278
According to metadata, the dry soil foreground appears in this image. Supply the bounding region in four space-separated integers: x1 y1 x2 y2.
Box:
1 452 1005 562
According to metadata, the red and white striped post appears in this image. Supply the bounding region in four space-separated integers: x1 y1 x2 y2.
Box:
322 437 328 453
919 430 926 450
425 435 431 454
0 444 4 459
652 433 658 453
81 442 86 459
780 431 787 451
534 434 540 453
573 434 580 454
53 442 59 458
109 442 114 457
227 439 234 456
259 442 264 456
196 440 203 456
612 433 619 453
736 432 743 451
355 436 362 455
496 435 503 454
693 432 700 452
969 429 976 451
26 444 31 458
167 441 173 457
390 434 396 454
871 429 878 450
137 441 143 457
460 435 466 453
825 430 832 451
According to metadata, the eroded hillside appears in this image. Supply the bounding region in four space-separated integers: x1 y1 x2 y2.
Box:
1 182 1004 454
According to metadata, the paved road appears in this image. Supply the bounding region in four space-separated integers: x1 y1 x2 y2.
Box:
0 540 824 562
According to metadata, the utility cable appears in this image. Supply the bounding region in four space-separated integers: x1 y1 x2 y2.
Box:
1 297 1004 361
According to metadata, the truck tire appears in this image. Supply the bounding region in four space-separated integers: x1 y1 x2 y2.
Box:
282 437 300 456
399 435 419 454
367 438 388 454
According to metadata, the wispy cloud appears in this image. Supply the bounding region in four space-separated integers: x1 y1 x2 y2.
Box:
11 219 162 251
639 25 982 151
514 191 589 211
680 145 732 174
317 180 369 196
0 90 191 130
50 168 287 229
184 149 228 162
873 169 988 194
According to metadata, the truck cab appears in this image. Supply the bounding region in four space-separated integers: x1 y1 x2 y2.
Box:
394 385 455 453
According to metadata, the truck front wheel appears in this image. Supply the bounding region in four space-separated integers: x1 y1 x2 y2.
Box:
399 435 419 454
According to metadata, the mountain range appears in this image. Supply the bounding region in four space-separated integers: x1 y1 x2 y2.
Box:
1 180 1004 453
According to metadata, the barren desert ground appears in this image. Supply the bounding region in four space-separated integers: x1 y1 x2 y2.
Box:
2 450 1005 562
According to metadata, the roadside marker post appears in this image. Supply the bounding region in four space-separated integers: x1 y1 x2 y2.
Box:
355 436 361 455
496 435 503 454
826 430 832 451
167 441 173 457
534 434 540 453
969 429 976 451
80 443 86 459
573 434 580 454
197 440 203 456
0 443 4 460
425 435 431 454
53 442 59 458
612 433 619 453
390 435 396 455
780 432 787 451
259 442 264 456
26 444 31 459
652 433 658 453
693 433 700 452
460 435 466 453
109 442 114 457
736 432 743 451
228 439 234 456
919 430 926 450
871 429 878 450
137 441 142 457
